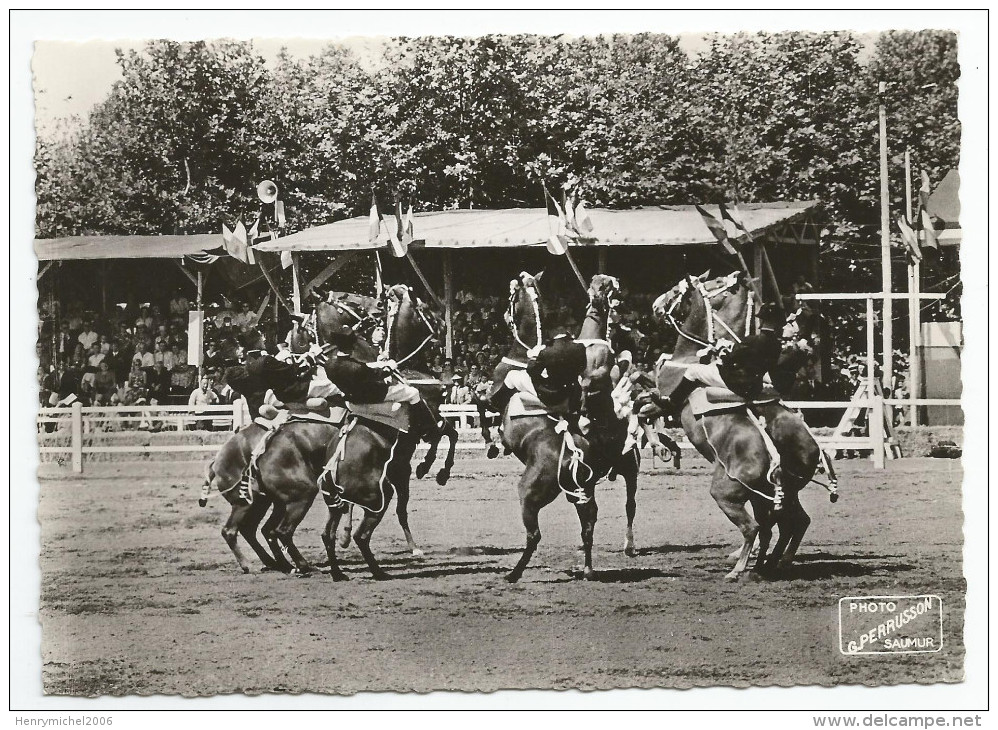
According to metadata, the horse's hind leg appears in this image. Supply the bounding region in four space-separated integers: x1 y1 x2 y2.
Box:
261 501 294 573
337 504 354 549
394 467 424 557
436 423 458 485
221 502 256 574
506 466 551 583
354 485 394 580
275 493 318 575
574 497 599 580
321 505 350 581
710 467 759 582
775 498 810 571
622 449 639 557
238 495 282 570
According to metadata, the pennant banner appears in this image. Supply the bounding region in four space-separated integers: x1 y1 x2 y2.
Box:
543 182 569 255
897 215 922 262
695 204 737 255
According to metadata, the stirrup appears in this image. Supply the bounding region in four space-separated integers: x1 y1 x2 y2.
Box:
238 480 253 505
568 489 591 505
768 464 784 511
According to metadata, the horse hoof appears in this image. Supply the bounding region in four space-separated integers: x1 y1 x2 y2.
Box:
583 567 596 581
330 572 350 582
504 571 521 583
292 569 312 578
415 463 430 479
435 470 450 486
830 493 839 503
198 498 208 508
723 571 743 582
411 548 425 558
241 566 250 574
624 546 636 558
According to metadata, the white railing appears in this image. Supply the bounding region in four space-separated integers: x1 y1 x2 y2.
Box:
37 397 962 473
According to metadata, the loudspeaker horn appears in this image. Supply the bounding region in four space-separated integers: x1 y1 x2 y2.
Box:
257 180 279 204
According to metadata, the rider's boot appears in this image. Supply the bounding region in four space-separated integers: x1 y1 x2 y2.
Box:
485 385 515 459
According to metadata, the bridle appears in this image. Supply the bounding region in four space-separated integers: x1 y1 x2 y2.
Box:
660 272 755 349
323 292 382 339
586 276 622 341
384 285 435 367
507 274 543 351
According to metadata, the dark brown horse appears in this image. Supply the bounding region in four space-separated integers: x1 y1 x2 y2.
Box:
651 272 821 581
384 283 458 485
202 419 341 574
314 297 422 579
492 272 625 583
577 274 643 556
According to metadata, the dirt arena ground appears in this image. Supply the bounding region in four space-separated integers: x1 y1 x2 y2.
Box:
38 454 964 696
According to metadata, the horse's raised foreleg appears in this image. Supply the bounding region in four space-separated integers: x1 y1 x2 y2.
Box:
435 422 458 485
354 486 394 580
574 497 598 580
261 501 294 573
394 464 424 557
274 493 318 575
321 505 350 581
238 495 282 571
415 431 440 480
622 448 640 557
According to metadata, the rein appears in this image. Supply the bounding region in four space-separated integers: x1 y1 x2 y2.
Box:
665 273 755 350
385 289 436 367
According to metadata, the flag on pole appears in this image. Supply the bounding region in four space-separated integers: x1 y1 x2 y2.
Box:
383 198 407 258
896 215 922 262
574 198 594 234
719 202 753 243
918 207 939 253
695 204 737 255
543 182 568 255
402 202 415 246
918 170 931 211
368 191 381 244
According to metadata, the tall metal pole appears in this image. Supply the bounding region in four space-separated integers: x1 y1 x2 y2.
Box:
878 82 893 419
196 269 204 381
904 149 920 426
443 250 454 360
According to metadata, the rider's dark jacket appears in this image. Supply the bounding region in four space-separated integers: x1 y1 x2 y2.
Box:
226 354 310 417
323 351 391 404
716 327 782 399
527 335 589 407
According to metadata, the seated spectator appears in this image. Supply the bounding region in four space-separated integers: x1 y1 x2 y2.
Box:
57 358 84 405
106 340 130 384
86 342 105 369
94 360 117 402
232 301 258 330
171 350 197 392
447 372 471 405
77 320 99 351
161 345 177 372
169 290 190 316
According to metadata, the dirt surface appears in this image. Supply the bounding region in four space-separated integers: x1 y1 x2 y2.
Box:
39 455 964 696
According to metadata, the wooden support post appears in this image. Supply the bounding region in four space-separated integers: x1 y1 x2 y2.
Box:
374 251 383 296
865 297 876 402
904 149 921 426
878 81 894 421
404 250 444 311
196 269 204 381
597 247 607 274
870 390 886 469
303 252 359 298
564 247 588 292
291 253 302 314
758 244 783 305
71 401 83 473
443 250 454 359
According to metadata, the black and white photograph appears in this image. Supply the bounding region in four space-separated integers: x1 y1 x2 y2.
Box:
10 8 989 719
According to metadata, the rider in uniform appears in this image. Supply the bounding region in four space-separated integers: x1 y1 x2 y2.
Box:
224 332 314 420
322 324 437 436
651 303 785 413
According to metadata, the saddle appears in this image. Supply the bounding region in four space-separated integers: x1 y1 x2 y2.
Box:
319 415 402 514
346 401 411 433
254 403 347 430
688 385 781 417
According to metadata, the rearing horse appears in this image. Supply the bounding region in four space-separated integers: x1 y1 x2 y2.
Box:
577 274 643 556
651 271 820 581
494 272 603 582
384 283 459 485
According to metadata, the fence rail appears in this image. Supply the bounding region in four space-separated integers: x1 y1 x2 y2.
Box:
38 396 960 473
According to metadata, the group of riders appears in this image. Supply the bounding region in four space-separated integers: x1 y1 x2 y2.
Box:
219 273 813 504
205 266 834 582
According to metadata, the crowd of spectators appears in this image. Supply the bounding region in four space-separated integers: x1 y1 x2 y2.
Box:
36 290 261 418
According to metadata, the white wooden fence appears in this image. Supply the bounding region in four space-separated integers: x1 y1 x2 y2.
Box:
37 398 960 474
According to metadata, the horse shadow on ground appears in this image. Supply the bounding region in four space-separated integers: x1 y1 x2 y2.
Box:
560 567 681 583
766 552 915 581
633 543 727 557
